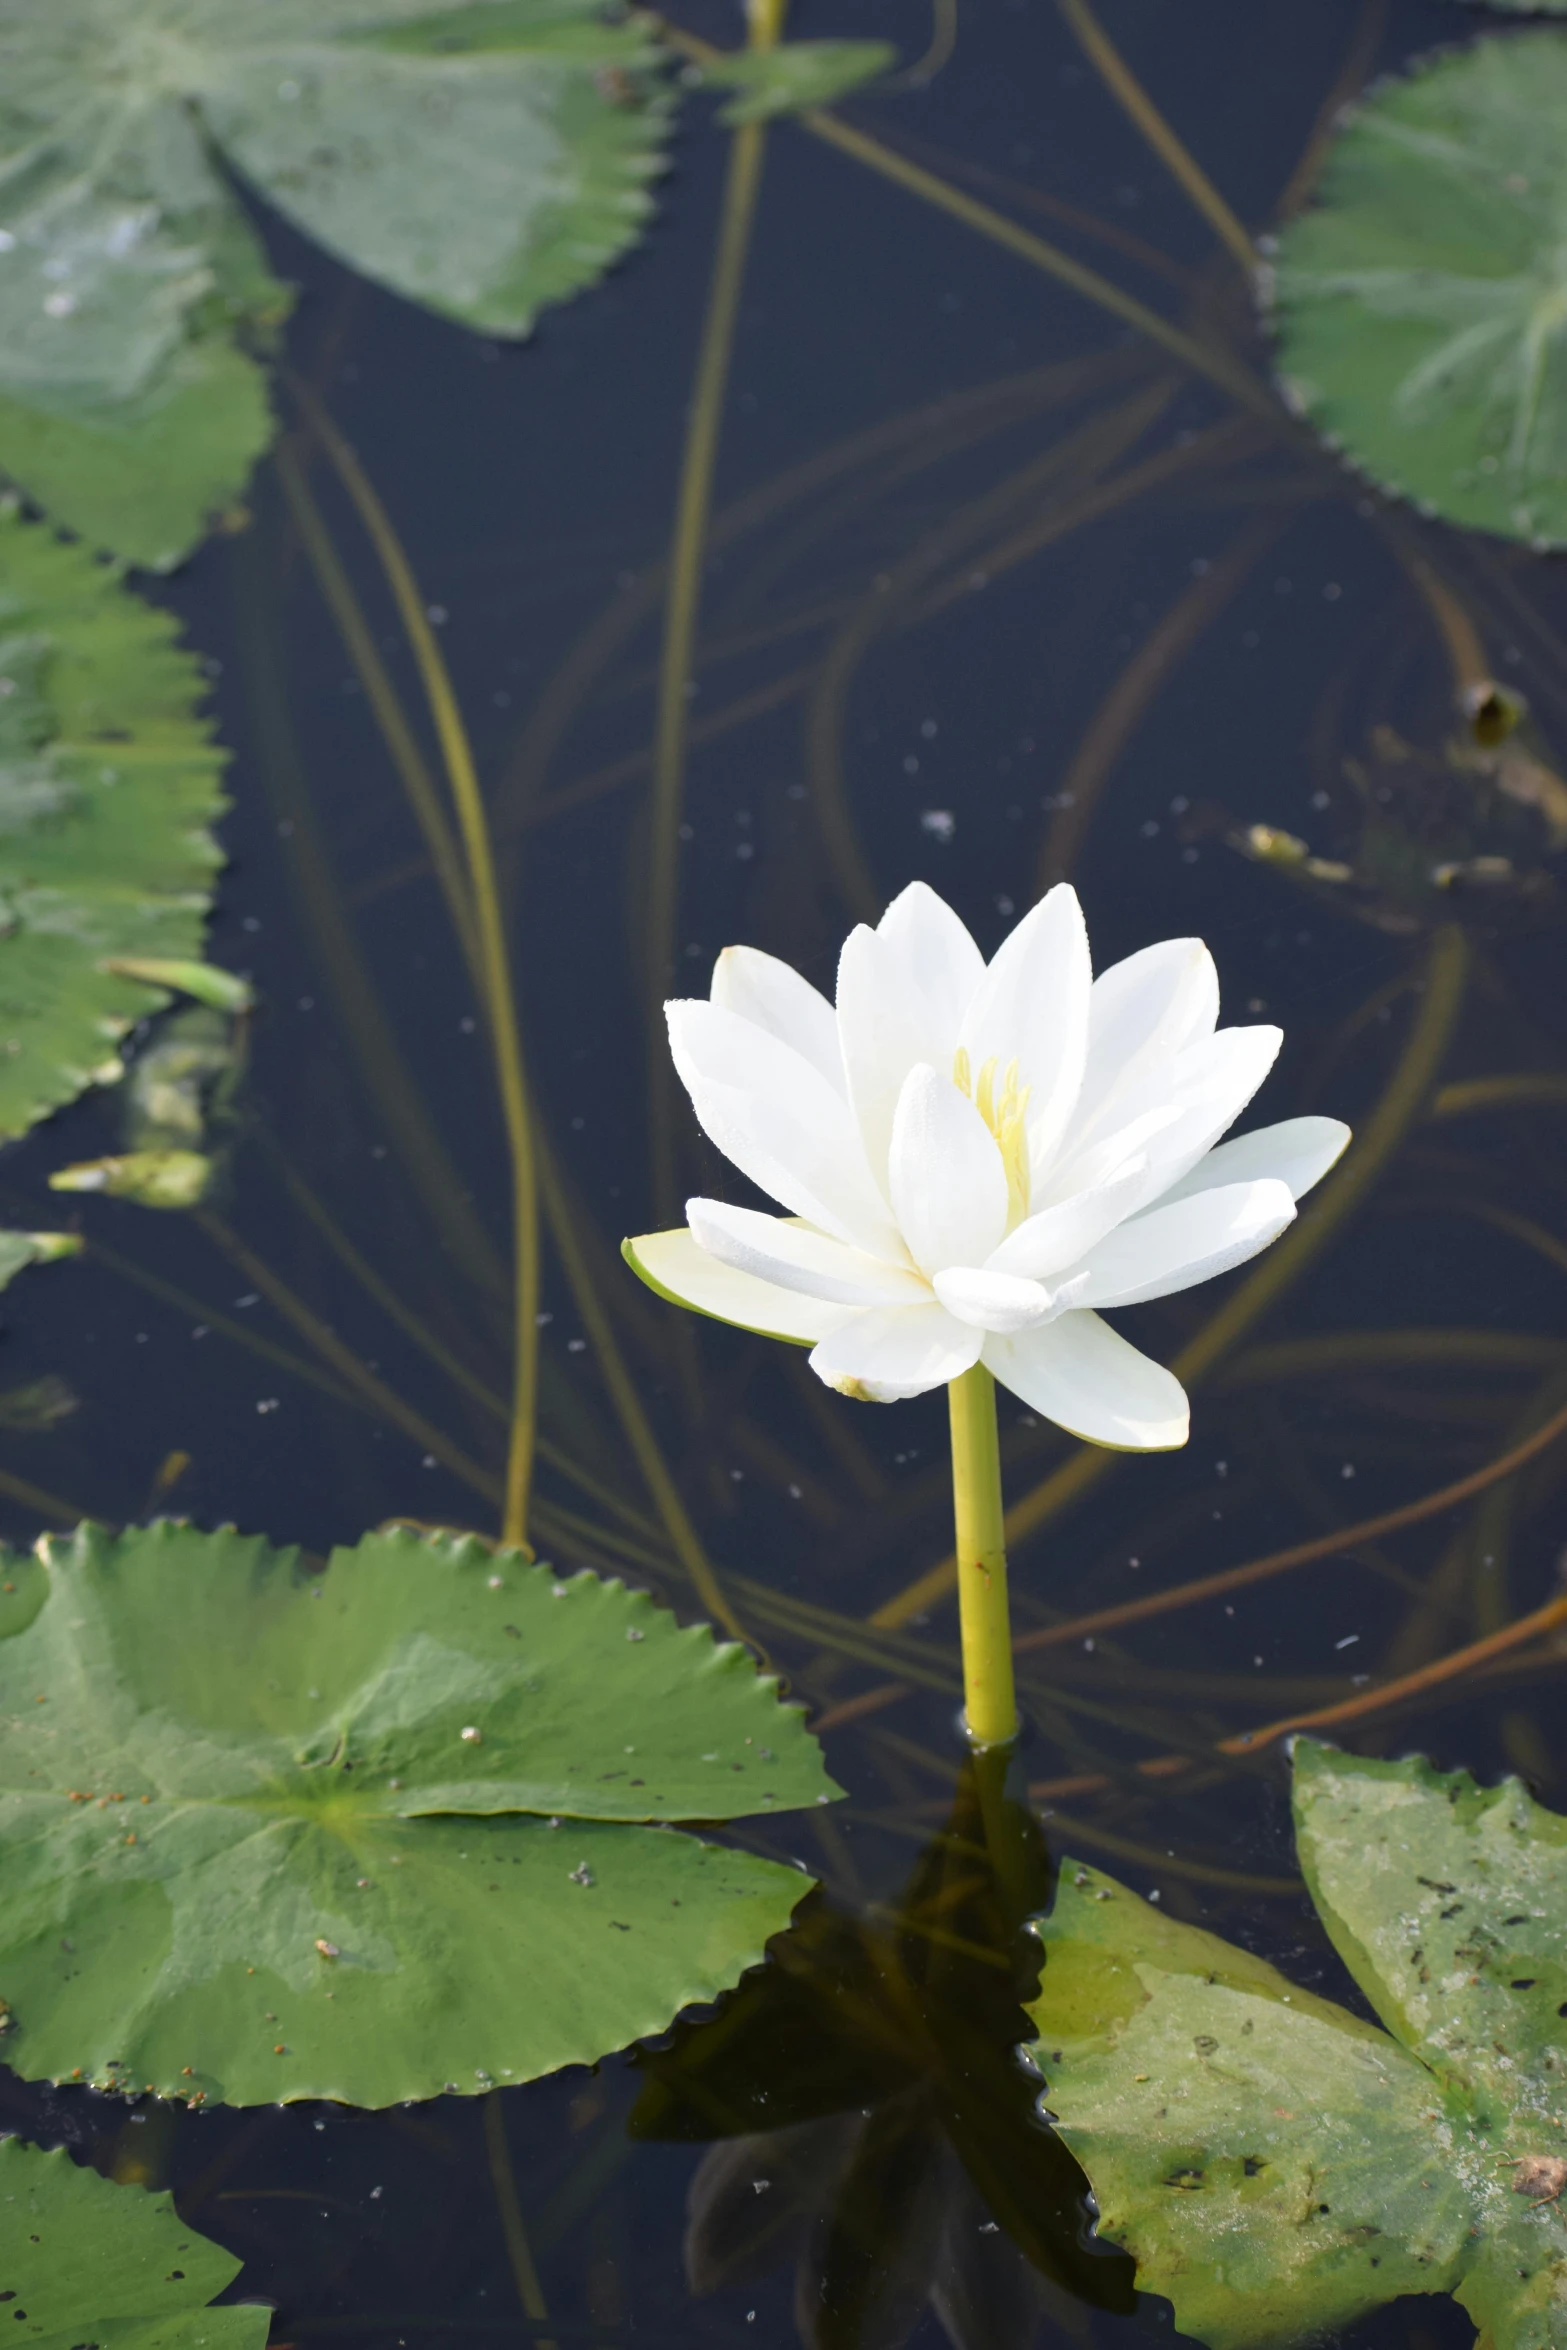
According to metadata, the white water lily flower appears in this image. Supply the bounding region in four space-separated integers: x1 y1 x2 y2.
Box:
624 883 1349 1450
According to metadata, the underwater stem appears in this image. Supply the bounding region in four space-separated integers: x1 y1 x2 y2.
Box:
1055 0 1255 271
298 396 542 1551
948 1364 1018 1747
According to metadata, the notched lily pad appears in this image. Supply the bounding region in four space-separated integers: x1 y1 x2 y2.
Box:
0 505 226 1140
1026 1745 1567 2350
0 2135 270 2350
0 0 672 564
1271 34 1567 545
0 1520 838 2107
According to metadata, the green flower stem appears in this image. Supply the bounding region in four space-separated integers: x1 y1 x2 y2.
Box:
948 1363 1018 1747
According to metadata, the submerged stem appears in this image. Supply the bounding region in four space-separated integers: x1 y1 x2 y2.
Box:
1055 0 1255 273
947 1364 1017 1747
295 393 542 1551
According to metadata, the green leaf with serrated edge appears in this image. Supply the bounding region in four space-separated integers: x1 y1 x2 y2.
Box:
0 348 276 577
0 506 226 1139
0 1521 837 2107
1026 1758 1567 2350
0 0 670 560
698 41 896 125
1271 34 1567 546
0 2137 270 2350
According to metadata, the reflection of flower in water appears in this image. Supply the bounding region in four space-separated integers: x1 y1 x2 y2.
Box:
685 2102 1080 2350
633 1761 1131 2350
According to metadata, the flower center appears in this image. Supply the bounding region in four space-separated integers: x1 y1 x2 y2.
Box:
953 1048 1031 1226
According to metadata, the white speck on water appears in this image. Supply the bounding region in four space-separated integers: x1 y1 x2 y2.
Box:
920 809 955 842
1335 1634 1360 1650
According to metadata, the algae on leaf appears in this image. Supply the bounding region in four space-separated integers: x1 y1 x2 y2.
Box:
0 505 226 1140
1026 1745 1567 2350
1271 34 1567 545
0 1522 837 2108
0 2135 270 2350
0 0 671 565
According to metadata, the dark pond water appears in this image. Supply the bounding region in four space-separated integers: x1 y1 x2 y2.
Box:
4 2 1566 2346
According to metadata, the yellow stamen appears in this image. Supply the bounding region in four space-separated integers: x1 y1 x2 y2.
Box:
953 1049 1031 1225
975 1054 997 1129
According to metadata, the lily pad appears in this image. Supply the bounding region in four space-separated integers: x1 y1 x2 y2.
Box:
1271 34 1567 545
696 41 896 126
0 1520 836 2108
0 2135 269 2350
0 504 227 1140
0 0 672 565
1026 1743 1567 2350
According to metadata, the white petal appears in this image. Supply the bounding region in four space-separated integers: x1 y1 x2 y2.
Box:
985 1156 1152 1281
1143 1115 1351 1211
1126 1026 1285 1205
957 885 1090 1176
887 1063 1009 1276
836 885 985 1191
687 1199 927 1307
876 881 986 1040
622 1230 850 1344
1031 1102 1183 1212
666 1000 901 1256
1071 938 1220 1148
810 1301 981 1401
932 1265 1058 1333
984 1311 1188 1449
710 945 844 1095
1066 1178 1296 1310
1047 1025 1282 1216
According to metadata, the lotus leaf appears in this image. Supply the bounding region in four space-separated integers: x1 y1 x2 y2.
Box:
0 2136 270 2350
1026 1742 1567 2350
0 1520 837 2108
1271 34 1567 545
0 506 226 1139
0 0 672 565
